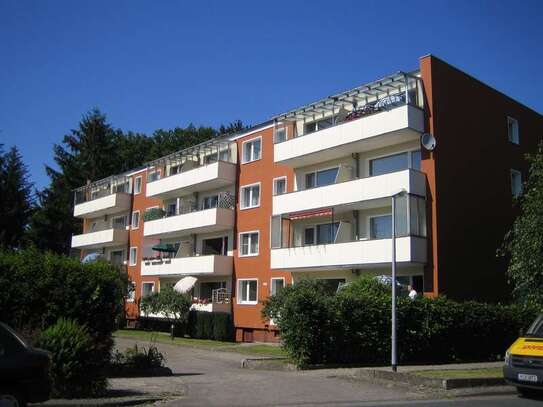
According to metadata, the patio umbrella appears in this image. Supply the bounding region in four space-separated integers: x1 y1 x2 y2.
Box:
81 252 104 263
151 243 178 253
174 276 197 293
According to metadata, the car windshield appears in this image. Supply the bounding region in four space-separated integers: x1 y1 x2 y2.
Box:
526 315 543 338
0 322 28 353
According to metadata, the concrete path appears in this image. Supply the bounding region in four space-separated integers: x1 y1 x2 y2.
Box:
113 337 427 406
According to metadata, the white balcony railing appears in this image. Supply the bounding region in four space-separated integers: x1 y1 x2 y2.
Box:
143 207 235 238
141 254 233 277
272 169 426 216
270 236 426 271
274 104 424 167
71 228 129 249
73 192 132 218
146 161 237 199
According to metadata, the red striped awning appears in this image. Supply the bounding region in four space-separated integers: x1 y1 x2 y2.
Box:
288 207 333 220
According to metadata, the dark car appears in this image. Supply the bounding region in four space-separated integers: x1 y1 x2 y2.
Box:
0 322 51 406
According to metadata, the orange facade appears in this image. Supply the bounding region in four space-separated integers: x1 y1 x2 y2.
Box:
74 55 543 340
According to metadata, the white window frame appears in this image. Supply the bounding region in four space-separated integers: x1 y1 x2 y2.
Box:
511 169 522 197
270 277 285 296
273 176 287 196
129 246 138 266
131 210 140 229
367 149 421 177
237 278 258 305
507 116 520 144
304 166 340 189
141 281 155 298
239 230 260 257
274 127 288 143
134 176 142 195
241 136 262 164
240 182 261 210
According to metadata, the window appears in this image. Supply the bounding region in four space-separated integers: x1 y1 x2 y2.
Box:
240 183 260 209
274 127 287 143
370 215 392 239
305 117 334 134
511 169 522 197
110 250 124 266
304 222 339 245
202 236 228 255
112 215 127 229
239 231 259 256
141 282 154 298
508 117 519 144
411 150 422 170
165 202 177 217
270 278 285 296
202 195 219 210
305 167 339 189
319 278 346 294
147 170 160 182
170 164 181 175
131 211 140 229
238 279 258 304
129 247 138 266
134 176 142 194
242 137 262 163
370 151 421 176
273 177 286 196
127 282 136 302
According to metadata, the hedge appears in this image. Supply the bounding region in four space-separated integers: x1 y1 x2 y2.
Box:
0 248 126 370
139 310 234 341
263 277 538 367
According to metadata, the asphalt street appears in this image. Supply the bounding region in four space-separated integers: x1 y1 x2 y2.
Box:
114 337 540 406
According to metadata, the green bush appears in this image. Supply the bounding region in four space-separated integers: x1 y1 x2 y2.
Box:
112 342 165 369
0 248 125 376
263 276 537 367
37 319 106 398
212 312 234 341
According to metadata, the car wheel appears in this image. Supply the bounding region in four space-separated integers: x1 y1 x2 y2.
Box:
0 391 26 407
517 386 541 398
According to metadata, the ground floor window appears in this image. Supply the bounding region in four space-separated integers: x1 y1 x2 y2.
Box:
141 282 155 298
199 281 226 301
238 279 258 304
318 278 346 294
126 282 136 302
270 278 285 296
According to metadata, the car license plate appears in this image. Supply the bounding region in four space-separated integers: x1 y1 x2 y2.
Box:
518 373 538 383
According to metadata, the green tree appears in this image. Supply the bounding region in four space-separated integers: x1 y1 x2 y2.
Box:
502 143 543 307
140 286 192 334
0 146 34 249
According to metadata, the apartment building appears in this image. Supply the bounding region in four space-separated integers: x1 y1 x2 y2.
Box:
71 55 543 341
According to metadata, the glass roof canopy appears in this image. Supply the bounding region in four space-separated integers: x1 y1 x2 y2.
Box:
271 71 422 122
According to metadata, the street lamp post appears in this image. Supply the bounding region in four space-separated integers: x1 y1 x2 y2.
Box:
391 189 406 373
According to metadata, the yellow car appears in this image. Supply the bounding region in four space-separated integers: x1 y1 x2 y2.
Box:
504 314 543 397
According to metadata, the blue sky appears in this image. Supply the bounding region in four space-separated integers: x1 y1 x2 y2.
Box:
1 0 542 189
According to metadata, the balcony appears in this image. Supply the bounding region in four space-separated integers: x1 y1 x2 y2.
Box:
141 254 233 277
71 228 128 250
143 207 235 239
275 104 424 167
272 169 426 216
146 160 237 199
73 192 132 218
270 236 427 271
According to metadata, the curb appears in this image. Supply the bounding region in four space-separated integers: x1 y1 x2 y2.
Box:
353 369 506 390
40 395 163 407
241 357 296 371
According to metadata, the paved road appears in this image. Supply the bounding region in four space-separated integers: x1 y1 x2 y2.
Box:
113 338 539 407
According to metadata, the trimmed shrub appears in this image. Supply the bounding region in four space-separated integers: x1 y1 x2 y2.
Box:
212 312 234 341
263 276 538 367
187 311 234 341
37 319 106 398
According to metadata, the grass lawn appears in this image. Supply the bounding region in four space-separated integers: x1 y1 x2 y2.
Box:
114 329 288 357
412 367 503 379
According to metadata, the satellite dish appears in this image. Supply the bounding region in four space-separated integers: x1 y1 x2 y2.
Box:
421 133 436 151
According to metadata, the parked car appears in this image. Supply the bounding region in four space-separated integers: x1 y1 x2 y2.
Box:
0 322 51 406
504 314 543 398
